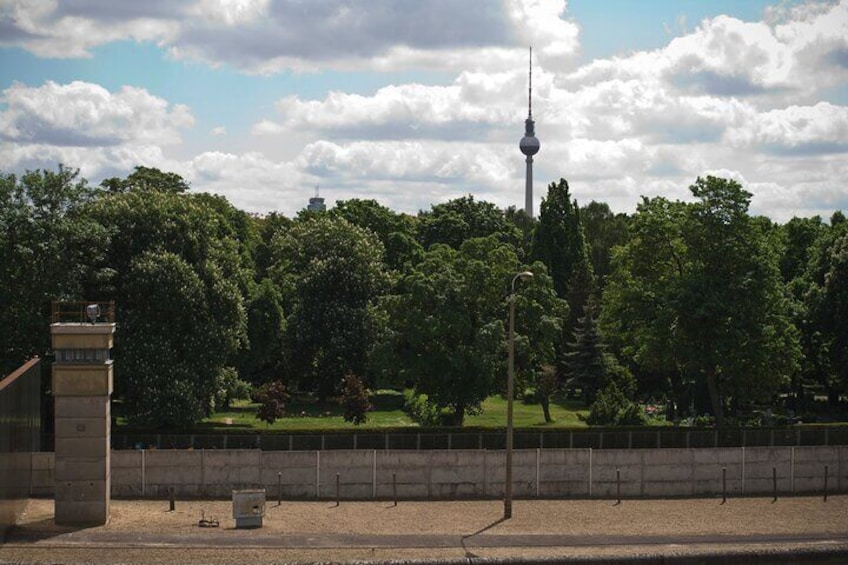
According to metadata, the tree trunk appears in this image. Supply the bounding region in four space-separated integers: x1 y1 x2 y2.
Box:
705 370 725 427
540 395 553 423
452 403 465 427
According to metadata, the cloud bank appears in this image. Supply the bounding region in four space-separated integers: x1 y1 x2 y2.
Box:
0 0 846 221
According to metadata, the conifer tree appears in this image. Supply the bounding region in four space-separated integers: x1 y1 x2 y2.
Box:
563 301 609 403
530 178 595 332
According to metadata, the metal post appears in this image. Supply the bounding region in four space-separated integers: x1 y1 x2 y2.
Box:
168 487 175 512
773 467 777 502
504 271 533 521
277 472 282 506
393 473 398 506
504 292 516 519
616 468 621 504
335 473 340 506
824 465 829 502
722 467 727 504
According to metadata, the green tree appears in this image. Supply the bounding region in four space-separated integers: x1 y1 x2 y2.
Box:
803 220 848 403
601 196 688 408
253 212 293 281
238 278 286 384
0 165 104 373
418 195 520 250
332 198 422 272
100 165 190 194
85 178 249 425
120 251 243 427
564 301 610 404
602 177 800 425
380 236 512 424
530 179 595 332
270 215 391 399
780 216 827 286
380 235 556 425
580 201 630 290
504 205 536 260
511 262 568 422
680 177 799 424
534 365 559 424
213 366 251 411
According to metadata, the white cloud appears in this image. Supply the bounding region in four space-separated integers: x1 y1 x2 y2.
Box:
0 81 194 146
0 0 579 74
0 0 180 58
188 0 270 26
1 1 846 222
726 102 848 153
0 80 194 194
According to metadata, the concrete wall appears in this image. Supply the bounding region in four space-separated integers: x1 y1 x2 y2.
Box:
0 358 41 540
30 446 847 500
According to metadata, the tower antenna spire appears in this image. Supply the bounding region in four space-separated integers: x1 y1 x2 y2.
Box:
528 46 533 119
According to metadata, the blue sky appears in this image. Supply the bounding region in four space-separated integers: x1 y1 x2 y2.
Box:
1 0 846 221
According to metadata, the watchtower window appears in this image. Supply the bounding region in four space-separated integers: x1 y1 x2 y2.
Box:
55 349 111 363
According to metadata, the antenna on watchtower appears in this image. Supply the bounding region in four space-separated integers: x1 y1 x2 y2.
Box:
314 185 320 199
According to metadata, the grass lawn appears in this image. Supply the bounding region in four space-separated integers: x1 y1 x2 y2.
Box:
465 395 589 428
199 392 590 432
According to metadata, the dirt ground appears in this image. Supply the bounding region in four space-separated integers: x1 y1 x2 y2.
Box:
2 496 848 564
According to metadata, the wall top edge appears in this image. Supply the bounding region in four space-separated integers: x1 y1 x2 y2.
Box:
50 324 117 334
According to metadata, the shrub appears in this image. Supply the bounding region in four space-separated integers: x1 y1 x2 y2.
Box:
586 381 647 426
253 380 290 426
402 389 452 426
214 366 251 411
340 373 370 425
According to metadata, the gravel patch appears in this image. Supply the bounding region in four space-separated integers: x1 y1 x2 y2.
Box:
2 496 847 564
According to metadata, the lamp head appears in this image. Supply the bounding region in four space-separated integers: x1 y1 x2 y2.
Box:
86 304 101 324
512 270 534 291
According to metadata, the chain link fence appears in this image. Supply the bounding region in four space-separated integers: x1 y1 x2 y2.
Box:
63 425 848 452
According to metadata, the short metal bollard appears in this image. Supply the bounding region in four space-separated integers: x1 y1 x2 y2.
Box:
335 473 340 507
277 472 282 506
393 473 398 506
722 467 727 504
772 467 778 502
168 486 175 512
616 468 621 505
824 465 829 502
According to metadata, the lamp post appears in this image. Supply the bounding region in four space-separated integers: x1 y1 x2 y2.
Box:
505 270 533 519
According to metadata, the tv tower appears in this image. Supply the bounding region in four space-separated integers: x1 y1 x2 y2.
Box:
519 47 540 218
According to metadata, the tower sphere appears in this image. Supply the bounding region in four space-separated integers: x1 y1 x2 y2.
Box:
520 133 540 156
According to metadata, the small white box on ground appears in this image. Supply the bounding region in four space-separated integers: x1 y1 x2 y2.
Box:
232 489 265 528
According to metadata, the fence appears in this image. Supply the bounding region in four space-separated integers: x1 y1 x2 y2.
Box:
30 445 847 500
0 358 41 539
94 425 848 453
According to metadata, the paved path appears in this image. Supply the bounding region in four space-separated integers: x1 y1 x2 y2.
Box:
5 529 847 549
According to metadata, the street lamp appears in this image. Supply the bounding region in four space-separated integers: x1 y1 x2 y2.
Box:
505 270 533 519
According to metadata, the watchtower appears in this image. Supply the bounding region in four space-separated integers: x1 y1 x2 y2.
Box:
50 301 115 525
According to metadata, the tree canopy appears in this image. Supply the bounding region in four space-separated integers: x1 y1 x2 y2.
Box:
2 162 844 429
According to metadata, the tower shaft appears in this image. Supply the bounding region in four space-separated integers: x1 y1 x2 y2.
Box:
525 155 533 218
